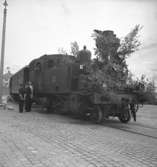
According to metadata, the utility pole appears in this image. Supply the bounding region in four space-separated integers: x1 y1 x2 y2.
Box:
0 0 8 104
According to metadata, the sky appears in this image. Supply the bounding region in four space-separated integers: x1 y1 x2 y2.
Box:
0 0 157 82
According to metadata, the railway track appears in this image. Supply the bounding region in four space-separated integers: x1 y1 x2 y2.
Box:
64 115 157 140
104 121 157 140
21 103 157 140
114 126 157 140
130 122 157 130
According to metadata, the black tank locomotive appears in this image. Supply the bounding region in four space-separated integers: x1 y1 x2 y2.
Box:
10 49 138 123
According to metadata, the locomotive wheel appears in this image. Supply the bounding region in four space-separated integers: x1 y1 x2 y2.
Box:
118 108 131 123
90 105 104 124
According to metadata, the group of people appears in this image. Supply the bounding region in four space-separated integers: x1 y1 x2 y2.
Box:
18 81 33 113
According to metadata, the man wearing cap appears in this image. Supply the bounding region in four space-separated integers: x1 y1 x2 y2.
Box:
25 82 32 112
18 84 25 113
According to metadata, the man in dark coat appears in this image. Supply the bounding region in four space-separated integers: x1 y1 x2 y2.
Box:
18 84 25 113
25 82 32 112
29 81 34 111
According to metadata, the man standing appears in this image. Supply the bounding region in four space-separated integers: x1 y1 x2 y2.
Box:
29 81 33 111
25 82 32 112
18 84 25 113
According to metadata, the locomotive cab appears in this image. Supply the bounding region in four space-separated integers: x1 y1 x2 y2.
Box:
29 54 77 95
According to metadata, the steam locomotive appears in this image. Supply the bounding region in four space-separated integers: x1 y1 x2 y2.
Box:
10 47 140 123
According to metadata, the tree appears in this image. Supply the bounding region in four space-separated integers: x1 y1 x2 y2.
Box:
57 47 68 55
118 25 142 58
70 41 79 57
57 47 75 64
90 25 142 90
92 30 120 62
130 75 157 104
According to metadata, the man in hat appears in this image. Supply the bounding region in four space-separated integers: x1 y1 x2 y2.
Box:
18 83 25 113
25 82 32 112
29 81 34 111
